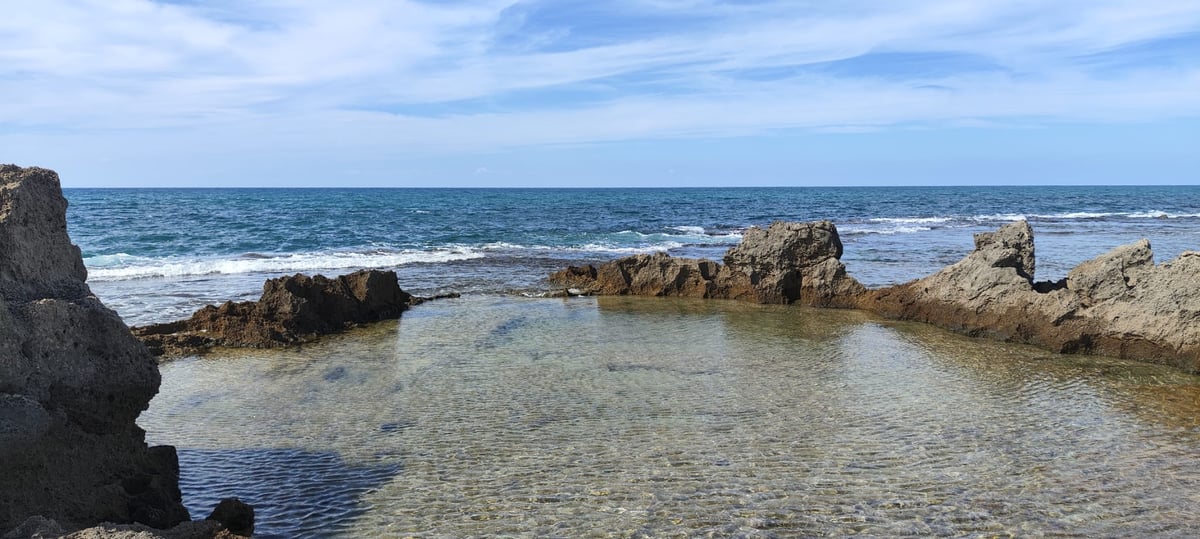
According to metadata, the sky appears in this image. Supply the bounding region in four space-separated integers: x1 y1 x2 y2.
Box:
2 0 1199 187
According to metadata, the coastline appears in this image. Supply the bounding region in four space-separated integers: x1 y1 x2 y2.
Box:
7 167 1200 537
551 220 1200 372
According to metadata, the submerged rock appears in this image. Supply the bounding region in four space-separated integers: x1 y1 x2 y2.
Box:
552 218 1200 371
549 221 864 306
0 166 189 532
133 269 416 356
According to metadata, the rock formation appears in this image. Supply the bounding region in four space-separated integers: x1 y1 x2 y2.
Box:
551 219 1200 372
0 166 190 532
133 269 417 356
859 220 1200 371
550 221 864 307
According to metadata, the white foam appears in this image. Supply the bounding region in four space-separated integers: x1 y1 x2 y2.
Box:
973 213 1027 222
669 225 708 235
867 217 953 225
85 248 484 282
483 241 690 255
572 242 687 254
841 225 933 236
1124 210 1200 219
1049 212 1114 219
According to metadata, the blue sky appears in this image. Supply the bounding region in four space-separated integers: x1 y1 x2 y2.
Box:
2 0 1199 187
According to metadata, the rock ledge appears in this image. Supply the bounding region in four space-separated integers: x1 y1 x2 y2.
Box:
133 269 422 357
552 219 1200 372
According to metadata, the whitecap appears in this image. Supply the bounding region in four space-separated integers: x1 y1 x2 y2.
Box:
972 213 1027 222
1032 212 1115 220
83 253 146 268
841 225 933 236
867 217 953 225
86 248 484 282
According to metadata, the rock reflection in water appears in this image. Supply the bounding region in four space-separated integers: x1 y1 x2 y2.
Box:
177 448 400 539
139 296 1200 537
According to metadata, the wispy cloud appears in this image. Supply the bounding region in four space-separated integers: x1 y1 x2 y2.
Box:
2 0 1198 183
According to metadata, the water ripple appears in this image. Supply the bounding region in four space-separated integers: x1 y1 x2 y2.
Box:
140 297 1200 537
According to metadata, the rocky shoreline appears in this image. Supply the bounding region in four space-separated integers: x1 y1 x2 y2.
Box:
552 220 1200 372
4 162 1199 536
0 165 251 538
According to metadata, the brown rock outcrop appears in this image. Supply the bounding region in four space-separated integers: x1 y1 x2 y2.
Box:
0 166 189 533
552 219 1200 371
549 221 864 306
860 221 1200 370
861 221 1074 344
550 253 753 300
133 269 415 356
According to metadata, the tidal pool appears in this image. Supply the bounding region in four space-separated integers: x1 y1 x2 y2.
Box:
140 296 1200 538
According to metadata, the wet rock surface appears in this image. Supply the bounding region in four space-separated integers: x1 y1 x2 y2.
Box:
0 166 189 533
133 270 417 357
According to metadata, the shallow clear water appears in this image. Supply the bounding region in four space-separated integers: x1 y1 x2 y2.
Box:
140 296 1200 538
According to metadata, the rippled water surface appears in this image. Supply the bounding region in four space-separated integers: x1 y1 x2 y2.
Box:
140 296 1200 538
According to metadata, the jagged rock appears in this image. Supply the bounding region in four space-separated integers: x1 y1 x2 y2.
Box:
549 221 863 306
1063 249 1200 365
552 218 1200 371
550 253 752 300
0 166 189 533
1065 239 1153 305
858 220 1200 371
133 269 414 356
860 221 1071 341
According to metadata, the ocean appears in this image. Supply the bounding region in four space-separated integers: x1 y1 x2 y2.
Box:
65 186 1200 537
68 186 1200 326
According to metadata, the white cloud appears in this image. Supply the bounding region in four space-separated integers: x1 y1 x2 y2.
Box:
1 0 1199 160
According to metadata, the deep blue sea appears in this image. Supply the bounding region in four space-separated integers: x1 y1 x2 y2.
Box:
65 186 1200 325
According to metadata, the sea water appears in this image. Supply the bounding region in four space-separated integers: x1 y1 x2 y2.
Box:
64 186 1200 537
67 186 1200 325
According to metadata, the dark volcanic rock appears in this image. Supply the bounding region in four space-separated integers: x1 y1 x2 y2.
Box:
549 221 864 306
0 165 190 532
205 499 253 538
133 269 414 356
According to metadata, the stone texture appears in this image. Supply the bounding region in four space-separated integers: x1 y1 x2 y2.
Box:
549 221 864 306
858 220 1200 371
551 253 752 300
133 269 414 356
3 516 248 539
0 165 189 533
204 499 253 538
860 221 1072 342
552 218 1200 372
